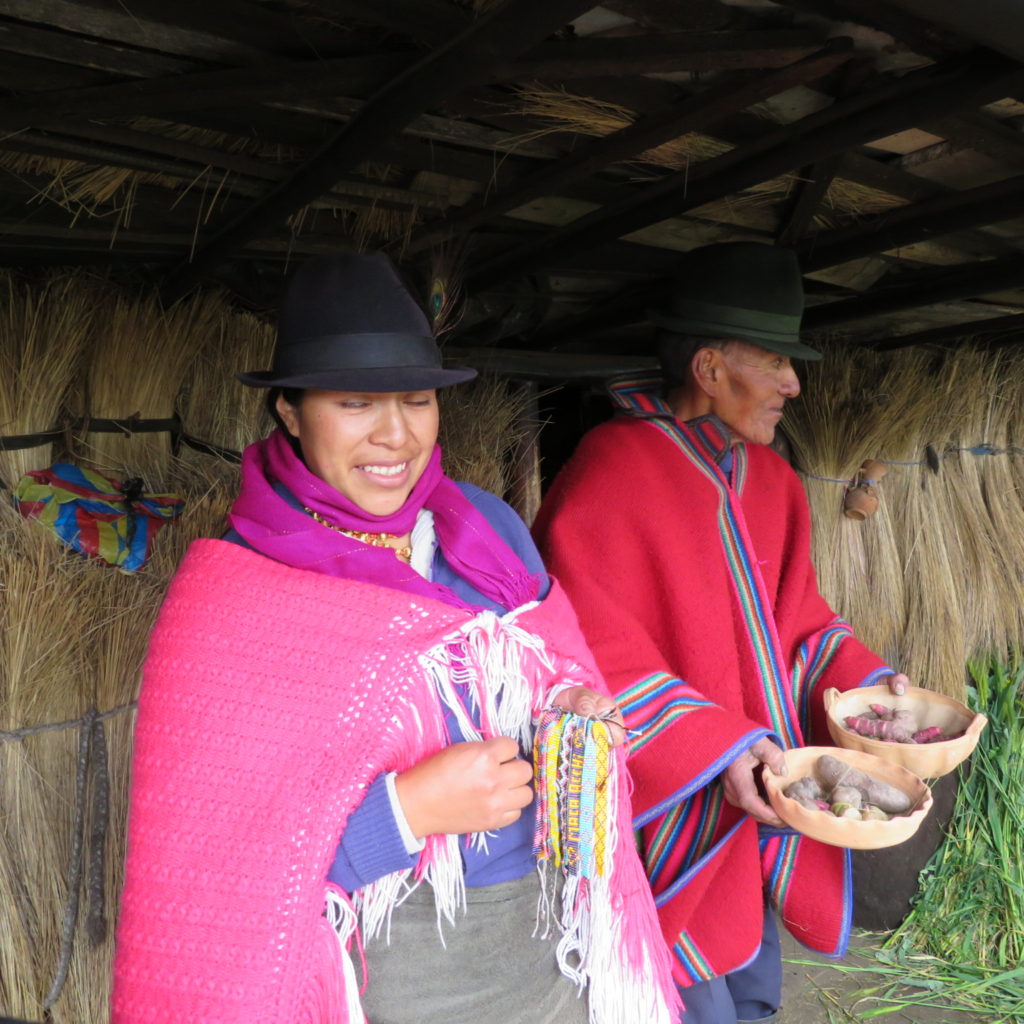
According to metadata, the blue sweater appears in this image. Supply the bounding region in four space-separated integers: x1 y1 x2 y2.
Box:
224 481 551 892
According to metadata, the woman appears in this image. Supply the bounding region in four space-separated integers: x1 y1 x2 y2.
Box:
112 252 676 1024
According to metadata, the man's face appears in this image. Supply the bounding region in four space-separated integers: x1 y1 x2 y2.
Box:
708 341 801 446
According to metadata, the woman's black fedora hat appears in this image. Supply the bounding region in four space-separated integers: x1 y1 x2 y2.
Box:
238 251 477 391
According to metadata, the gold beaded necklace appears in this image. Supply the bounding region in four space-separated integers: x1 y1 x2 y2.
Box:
305 508 412 563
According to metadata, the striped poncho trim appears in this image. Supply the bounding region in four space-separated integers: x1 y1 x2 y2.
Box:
610 377 860 971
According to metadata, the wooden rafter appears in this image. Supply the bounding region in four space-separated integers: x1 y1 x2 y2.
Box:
0 0 357 63
160 0 600 291
799 172 1024 271
0 55 409 128
406 38 856 253
305 0 470 46
803 254 1024 330
775 154 843 246
503 30 824 78
872 311 1024 350
466 52 1024 290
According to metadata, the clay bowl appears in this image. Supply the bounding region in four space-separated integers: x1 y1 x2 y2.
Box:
823 685 987 778
763 746 932 850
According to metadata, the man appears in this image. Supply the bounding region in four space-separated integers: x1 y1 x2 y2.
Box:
533 242 910 1024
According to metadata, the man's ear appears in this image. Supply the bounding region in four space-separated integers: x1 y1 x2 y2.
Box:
691 347 723 397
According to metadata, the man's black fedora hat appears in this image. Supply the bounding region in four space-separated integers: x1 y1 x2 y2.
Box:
648 242 821 361
238 251 477 391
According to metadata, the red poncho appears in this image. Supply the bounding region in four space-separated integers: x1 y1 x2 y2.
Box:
533 384 890 985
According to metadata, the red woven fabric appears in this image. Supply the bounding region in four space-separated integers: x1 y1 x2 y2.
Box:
112 539 675 1022
534 415 888 982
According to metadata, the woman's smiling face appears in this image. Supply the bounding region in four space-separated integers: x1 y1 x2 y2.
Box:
276 389 439 517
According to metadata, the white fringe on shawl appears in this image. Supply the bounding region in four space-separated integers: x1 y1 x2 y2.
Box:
351 604 678 1024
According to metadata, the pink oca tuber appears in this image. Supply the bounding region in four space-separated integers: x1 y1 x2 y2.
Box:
842 702 958 745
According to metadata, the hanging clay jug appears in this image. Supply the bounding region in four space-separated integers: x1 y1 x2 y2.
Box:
843 459 888 520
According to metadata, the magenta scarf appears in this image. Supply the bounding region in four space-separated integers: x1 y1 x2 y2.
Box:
226 429 540 611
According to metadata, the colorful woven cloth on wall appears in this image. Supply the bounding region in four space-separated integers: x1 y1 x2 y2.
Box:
14 463 183 571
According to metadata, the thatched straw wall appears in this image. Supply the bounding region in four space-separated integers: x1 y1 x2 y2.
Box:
784 341 1024 700
0 270 532 1021
3 266 1021 1019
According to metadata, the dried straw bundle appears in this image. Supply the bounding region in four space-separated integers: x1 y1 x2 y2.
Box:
0 499 162 1022
178 302 275 463
439 373 531 499
152 456 244 578
782 342 983 696
71 283 223 488
783 342 911 667
930 351 1020 659
784 340 1024 699
0 269 95 487
996 347 1024 646
879 349 972 671
0 117 301 219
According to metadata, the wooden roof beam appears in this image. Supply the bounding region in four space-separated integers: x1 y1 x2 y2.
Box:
0 55 409 128
1 0 358 63
466 52 1024 290
502 30 825 79
872 310 1024 350
775 154 843 246
771 0 971 60
163 0 600 293
303 0 470 47
925 112 1024 170
798 172 1024 271
406 38 856 253
803 253 1024 330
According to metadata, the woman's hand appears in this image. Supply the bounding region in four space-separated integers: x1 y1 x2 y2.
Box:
884 672 910 695
394 737 534 839
721 737 787 827
551 685 627 747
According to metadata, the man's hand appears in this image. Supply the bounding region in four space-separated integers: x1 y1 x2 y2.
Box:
884 672 910 695
721 737 787 827
551 685 627 746
394 737 534 839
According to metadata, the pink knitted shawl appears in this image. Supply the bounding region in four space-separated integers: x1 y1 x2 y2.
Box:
112 539 676 1023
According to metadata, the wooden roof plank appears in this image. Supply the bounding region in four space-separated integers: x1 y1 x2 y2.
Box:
0 0 356 63
803 253 1024 329
776 153 843 245
873 309 1024 349
407 38 856 252
165 0 602 291
466 53 1024 289
303 0 470 47
926 111 1024 170
497 30 826 79
0 19 198 77
799 172 1024 271
0 55 409 128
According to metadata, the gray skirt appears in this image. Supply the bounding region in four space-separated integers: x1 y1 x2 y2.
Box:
361 873 589 1024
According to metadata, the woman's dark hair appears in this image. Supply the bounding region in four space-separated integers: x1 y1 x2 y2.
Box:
266 387 304 432
657 331 729 395
266 387 305 458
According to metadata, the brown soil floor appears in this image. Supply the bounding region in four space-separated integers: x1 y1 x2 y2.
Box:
778 928 984 1024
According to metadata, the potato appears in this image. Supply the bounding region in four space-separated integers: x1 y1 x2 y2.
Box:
816 754 913 814
830 784 863 809
784 776 823 802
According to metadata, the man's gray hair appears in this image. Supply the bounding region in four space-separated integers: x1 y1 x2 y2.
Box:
657 332 731 394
